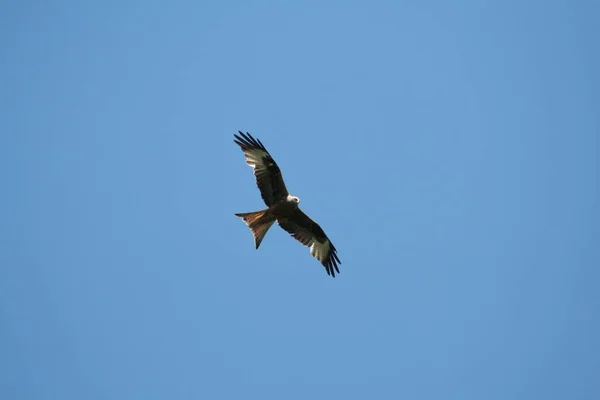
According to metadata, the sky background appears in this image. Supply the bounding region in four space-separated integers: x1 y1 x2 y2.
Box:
1 1 599 399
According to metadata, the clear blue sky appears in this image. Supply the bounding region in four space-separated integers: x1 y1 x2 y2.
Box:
1 1 599 399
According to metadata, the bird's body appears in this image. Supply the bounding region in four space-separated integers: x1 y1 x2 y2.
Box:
270 195 301 217
233 131 341 277
235 195 299 249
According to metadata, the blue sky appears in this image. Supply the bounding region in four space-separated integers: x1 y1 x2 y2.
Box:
1 1 599 399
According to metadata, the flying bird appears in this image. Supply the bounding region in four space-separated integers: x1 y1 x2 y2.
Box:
234 131 341 277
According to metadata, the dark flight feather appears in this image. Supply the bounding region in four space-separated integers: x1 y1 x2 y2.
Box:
234 131 289 207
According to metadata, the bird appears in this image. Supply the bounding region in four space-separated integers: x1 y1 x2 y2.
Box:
233 131 341 277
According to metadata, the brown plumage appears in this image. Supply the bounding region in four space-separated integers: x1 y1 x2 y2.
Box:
234 210 275 249
234 131 341 277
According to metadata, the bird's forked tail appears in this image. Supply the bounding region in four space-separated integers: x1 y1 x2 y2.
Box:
234 209 275 249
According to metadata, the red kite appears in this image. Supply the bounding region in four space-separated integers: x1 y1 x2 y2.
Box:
234 131 341 277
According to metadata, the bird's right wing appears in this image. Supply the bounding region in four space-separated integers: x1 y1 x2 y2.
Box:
234 131 289 207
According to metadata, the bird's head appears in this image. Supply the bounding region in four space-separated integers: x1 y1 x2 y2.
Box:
287 195 301 204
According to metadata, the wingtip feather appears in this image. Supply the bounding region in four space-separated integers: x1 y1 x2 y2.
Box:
233 131 266 151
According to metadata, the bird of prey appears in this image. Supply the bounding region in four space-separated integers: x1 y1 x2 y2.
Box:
234 131 341 277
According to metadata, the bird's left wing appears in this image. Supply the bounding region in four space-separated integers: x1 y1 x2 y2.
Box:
278 209 341 277
234 131 289 207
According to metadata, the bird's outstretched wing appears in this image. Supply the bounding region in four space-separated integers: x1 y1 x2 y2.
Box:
278 208 341 277
234 131 289 206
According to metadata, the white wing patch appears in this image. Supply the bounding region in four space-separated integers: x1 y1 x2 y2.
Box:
310 240 330 262
243 148 268 169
